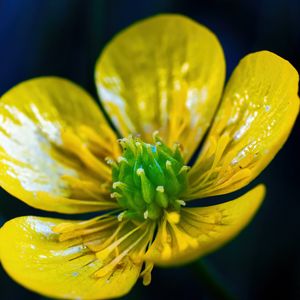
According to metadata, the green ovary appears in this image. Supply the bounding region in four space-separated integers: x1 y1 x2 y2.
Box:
110 133 190 221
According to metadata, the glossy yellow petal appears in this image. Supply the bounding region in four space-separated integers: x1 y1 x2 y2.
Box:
187 51 299 199
0 216 143 299
95 14 225 160
145 184 265 266
0 77 120 213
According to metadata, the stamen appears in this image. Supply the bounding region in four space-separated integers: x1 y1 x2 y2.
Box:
168 222 198 250
53 214 114 234
58 220 115 242
159 218 172 259
55 213 155 282
95 224 144 262
61 175 110 201
78 125 120 158
61 129 111 181
53 215 119 242
94 225 149 278
140 261 154 286
86 221 127 252
166 211 180 224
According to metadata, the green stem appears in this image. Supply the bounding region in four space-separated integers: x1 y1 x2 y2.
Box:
190 259 236 300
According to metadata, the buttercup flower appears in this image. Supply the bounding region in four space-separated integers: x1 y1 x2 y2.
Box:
0 14 298 299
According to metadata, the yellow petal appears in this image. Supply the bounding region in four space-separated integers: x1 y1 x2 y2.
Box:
95 14 225 160
0 77 120 213
145 184 265 266
0 216 142 299
187 51 299 198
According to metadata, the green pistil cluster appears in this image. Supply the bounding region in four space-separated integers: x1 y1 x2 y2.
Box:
109 133 190 221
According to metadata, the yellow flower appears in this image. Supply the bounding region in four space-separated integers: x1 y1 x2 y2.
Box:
0 14 298 299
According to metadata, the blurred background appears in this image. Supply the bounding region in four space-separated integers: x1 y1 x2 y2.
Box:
0 0 299 299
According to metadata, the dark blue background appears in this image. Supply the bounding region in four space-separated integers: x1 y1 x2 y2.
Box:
0 0 299 299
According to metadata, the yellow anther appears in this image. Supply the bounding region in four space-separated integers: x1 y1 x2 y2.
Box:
161 244 172 259
141 262 154 286
166 211 180 224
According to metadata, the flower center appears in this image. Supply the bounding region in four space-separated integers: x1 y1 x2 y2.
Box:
109 133 189 221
